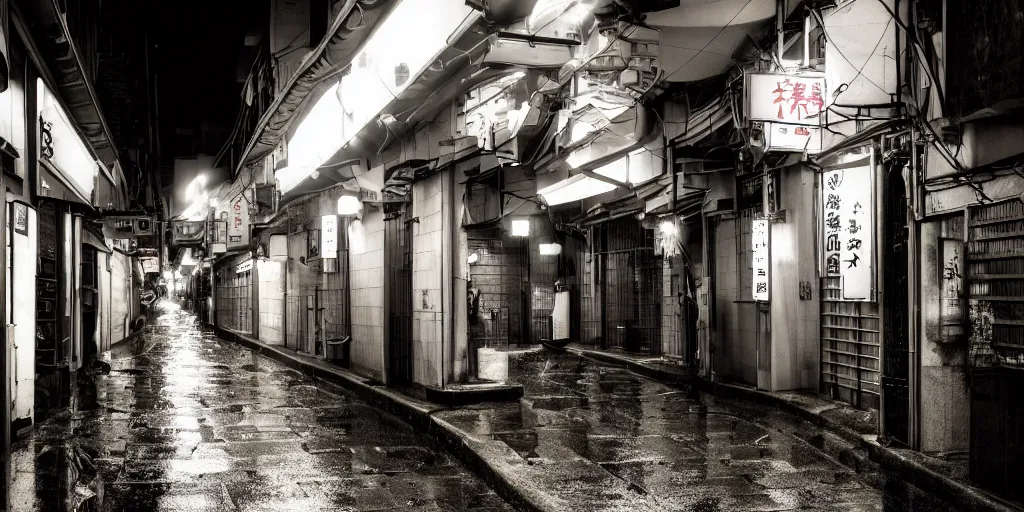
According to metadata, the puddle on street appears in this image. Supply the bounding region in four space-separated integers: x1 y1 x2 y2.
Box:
9 303 512 511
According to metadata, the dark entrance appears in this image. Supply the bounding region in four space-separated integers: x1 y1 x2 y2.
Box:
881 165 910 445
595 218 663 355
385 202 414 384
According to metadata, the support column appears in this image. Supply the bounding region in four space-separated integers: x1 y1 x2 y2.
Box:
769 165 821 391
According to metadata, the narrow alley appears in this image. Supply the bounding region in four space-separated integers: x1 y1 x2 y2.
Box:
10 303 963 512
9 304 512 511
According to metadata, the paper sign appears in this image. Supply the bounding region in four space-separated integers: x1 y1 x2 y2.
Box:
821 163 873 300
321 215 339 256
752 218 770 301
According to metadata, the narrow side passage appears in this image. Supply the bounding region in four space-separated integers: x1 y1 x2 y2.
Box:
10 303 512 511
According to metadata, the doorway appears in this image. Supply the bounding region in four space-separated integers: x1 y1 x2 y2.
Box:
385 204 414 384
882 165 910 445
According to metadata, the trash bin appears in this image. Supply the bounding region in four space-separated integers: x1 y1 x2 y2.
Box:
326 336 350 367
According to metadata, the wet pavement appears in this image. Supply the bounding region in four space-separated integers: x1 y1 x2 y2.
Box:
10 303 512 511
435 351 960 512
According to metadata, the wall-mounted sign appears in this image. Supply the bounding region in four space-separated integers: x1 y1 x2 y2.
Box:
765 122 822 153
752 218 770 301
821 159 874 300
13 203 29 236
227 194 250 248
939 238 965 342
746 73 826 126
321 215 339 256
236 259 253 274
170 220 206 246
37 78 98 200
140 257 160 274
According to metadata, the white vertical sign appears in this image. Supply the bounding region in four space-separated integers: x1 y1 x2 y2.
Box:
821 164 873 300
321 215 339 256
752 218 770 301
552 291 570 340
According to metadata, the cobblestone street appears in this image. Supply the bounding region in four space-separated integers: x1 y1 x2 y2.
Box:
9 305 511 511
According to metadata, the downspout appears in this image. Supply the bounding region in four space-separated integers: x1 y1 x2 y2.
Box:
776 0 786 63
447 164 458 385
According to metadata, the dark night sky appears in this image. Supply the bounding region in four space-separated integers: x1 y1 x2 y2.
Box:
151 0 258 160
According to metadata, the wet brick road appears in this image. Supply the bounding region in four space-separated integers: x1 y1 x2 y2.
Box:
437 351 959 511
10 305 512 511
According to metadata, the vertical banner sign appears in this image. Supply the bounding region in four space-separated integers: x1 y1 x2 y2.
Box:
321 215 338 257
821 163 873 300
227 195 250 248
752 218 770 301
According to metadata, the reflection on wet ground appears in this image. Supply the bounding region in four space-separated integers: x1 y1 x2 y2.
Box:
10 304 512 511
437 352 959 512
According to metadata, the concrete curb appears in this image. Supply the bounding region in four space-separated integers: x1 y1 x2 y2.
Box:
213 327 547 512
559 345 1021 512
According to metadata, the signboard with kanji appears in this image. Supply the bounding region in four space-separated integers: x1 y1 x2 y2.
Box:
747 73 826 126
821 160 874 300
321 215 339 256
752 218 770 301
227 194 250 248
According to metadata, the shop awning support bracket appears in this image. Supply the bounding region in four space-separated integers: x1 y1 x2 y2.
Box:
580 170 631 191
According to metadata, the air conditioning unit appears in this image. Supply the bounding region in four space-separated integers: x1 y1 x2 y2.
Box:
101 216 154 239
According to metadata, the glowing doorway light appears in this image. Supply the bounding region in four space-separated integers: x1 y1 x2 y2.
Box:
539 243 562 255
277 0 480 194
511 219 531 237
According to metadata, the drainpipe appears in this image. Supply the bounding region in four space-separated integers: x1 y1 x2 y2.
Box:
447 165 458 386
802 10 811 68
776 0 786 63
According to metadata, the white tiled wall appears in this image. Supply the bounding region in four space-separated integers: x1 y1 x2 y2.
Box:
349 209 386 380
412 173 446 387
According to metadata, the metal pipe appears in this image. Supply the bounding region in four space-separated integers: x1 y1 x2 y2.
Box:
803 13 811 68
777 0 786 64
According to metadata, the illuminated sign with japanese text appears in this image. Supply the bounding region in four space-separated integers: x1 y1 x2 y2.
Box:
752 218 770 301
747 73 826 127
321 215 339 257
821 162 873 300
227 195 250 248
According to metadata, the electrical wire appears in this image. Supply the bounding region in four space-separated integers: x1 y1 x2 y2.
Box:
660 0 755 82
810 9 891 97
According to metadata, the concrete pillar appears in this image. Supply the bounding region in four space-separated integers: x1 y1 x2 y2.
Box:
768 165 820 391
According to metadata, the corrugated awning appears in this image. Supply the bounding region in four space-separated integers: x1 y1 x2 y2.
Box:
235 0 397 175
14 0 120 173
539 97 731 207
83 228 112 254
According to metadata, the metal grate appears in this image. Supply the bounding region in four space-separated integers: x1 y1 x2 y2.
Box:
595 218 663 355
215 255 252 334
468 235 528 348
385 205 413 383
820 278 881 409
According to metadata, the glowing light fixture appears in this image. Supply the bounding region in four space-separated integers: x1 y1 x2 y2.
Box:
276 0 479 194
659 220 678 236
511 219 530 237
528 0 595 33
467 252 479 265
337 195 361 216
539 243 562 256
